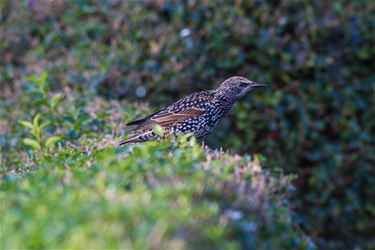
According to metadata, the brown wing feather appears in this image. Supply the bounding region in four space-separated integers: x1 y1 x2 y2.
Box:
151 107 205 124
126 109 163 126
124 91 213 138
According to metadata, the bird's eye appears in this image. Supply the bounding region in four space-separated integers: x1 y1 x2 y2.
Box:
239 81 249 87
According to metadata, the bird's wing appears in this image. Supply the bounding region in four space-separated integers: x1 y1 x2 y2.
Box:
126 109 163 126
127 91 214 131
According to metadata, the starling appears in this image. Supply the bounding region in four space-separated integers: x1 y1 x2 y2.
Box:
119 76 267 145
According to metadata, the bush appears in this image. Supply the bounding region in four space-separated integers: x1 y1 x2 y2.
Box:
1 0 374 248
0 73 312 249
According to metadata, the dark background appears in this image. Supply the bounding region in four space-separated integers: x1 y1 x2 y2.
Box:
1 0 374 248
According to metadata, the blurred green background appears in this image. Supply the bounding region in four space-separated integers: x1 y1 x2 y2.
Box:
1 0 375 249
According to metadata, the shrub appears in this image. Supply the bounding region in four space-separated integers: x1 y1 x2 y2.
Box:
0 73 312 249
1 0 374 248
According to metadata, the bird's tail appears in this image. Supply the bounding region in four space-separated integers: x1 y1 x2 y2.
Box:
118 130 157 146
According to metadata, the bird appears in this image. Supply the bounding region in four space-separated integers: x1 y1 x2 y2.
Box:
119 76 267 145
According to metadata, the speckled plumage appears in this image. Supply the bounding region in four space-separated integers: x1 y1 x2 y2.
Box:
119 76 267 145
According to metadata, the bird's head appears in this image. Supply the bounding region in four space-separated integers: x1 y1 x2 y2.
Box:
217 76 267 99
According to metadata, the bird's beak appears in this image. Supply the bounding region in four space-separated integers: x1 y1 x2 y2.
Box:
252 82 268 87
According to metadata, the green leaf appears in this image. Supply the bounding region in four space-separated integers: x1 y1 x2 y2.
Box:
40 72 47 86
23 138 41 150
50 93 64 109
152 124 164 137
27 73 47 93
34 98 48 106
19 120 34 130
32 114 42 138
45 136 61 148
33 113 40 128
26 75 40 85
39 121 50 130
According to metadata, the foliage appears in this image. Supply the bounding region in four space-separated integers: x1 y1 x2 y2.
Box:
1 0 375 249
1 73 312 249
